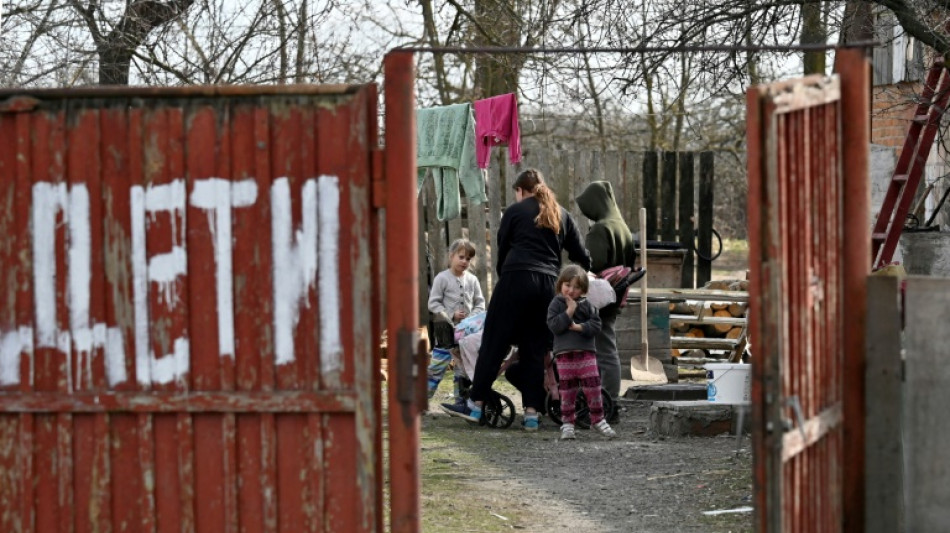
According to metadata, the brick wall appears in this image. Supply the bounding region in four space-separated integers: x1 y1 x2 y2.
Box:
871 82 920 152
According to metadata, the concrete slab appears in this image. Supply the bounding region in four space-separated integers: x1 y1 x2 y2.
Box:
649 400 750 437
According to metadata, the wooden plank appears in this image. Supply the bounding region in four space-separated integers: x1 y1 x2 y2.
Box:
669 314 747 325
548 149 569 211
864 275 902 533
642 151 658 239
468 185 489 297
572 151 589 236
781 403 843 462
670 337 740 350
229 103 269 532
623 151 644 231
486 159 503 295
417 178 429 326
661 151 678 241
904 277 950 533
603 151 623 222
697 152 715 286
638 287 749 302
678 152 695 288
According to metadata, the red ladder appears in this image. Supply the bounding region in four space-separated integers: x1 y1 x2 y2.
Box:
871 61 950 270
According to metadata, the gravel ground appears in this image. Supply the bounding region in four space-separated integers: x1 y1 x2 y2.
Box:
415 377 753 533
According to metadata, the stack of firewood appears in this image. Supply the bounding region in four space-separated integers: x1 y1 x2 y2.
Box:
670 279 750 359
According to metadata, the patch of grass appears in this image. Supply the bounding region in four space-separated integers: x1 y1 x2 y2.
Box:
722 238 749 253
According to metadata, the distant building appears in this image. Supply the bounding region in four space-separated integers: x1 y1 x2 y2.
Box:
870 11 948 229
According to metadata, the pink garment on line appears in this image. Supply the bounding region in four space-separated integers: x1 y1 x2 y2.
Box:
473 93 522 169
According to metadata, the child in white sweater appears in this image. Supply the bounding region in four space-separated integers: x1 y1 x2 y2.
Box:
427 239 486 404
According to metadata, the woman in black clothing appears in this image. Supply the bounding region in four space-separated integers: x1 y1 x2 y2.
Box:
443 168 591 430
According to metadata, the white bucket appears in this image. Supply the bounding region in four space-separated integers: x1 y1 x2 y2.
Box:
706 363 751 404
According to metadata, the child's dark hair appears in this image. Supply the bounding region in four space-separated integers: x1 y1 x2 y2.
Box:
447 238 477 269
555 264 589 294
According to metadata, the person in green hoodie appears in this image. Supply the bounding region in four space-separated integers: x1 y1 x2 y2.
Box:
575 181 643 422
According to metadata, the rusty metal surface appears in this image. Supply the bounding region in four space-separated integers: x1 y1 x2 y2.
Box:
747 49 869 532
383 51 422 533
0 86 381 532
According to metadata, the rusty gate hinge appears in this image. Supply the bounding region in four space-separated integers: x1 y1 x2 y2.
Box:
371 148 386 209
0 96 40 113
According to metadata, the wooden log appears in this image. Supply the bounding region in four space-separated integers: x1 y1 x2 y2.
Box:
710 302 729 311
687 327 705 338
731 280 751 291
712 310 733 334
726 326 744 339
704 280 733 290
671 321 691 333
669 301 693 314
728 302 748 317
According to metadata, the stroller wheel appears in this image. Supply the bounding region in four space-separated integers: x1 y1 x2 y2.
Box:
481 390 516 429
545 388 614 430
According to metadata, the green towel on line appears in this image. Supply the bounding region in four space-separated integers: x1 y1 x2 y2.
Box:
417 103 487 221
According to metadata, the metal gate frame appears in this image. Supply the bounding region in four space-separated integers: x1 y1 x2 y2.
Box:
746 47 869 532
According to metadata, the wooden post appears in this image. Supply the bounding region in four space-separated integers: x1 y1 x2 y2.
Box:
661 151 677 242
678 151 695 288
697 152 715 286
838 46 870 533
643 151 658 240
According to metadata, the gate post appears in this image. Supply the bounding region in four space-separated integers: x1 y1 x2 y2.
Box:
837 46 870 533
384 51 422 533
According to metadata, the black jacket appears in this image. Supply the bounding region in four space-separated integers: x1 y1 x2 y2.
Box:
496 197 591 277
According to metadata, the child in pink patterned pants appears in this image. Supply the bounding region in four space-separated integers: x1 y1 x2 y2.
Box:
546 265 617 440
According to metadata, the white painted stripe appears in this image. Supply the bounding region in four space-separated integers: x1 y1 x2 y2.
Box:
105 327 127 387
150 337 190 385
144 180 186 213
318 176 342 373
189 178 257 359
271 177 320 365
131 186 151 385
68 186 92 354
231 179 258 207
0 327 31 386
32 182 67 349
148 246 186 307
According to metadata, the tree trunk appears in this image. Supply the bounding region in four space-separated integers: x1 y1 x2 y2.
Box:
801 2 826 75
73 0 196 86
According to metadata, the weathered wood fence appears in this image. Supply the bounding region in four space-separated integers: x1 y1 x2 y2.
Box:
416 148 716 324
866 275 950 533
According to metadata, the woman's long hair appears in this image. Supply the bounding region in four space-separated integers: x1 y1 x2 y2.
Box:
513 168 561 234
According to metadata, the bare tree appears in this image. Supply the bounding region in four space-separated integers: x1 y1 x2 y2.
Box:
69 0 196 85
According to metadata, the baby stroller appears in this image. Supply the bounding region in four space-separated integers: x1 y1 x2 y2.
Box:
543 356 614 430
448 314 517 429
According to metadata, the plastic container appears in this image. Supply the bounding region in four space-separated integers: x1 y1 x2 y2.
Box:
705 363 751 404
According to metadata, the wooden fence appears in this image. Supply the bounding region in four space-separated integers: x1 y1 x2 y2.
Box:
416 148 716 325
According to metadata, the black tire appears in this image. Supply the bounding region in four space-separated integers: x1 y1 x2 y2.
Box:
480 390 516 429
545 388 614 430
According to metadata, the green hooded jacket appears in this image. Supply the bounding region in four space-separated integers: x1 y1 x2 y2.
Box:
575 181 637 273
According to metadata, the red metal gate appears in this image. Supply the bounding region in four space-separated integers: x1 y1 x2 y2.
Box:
746 48 869 532
0 85 383 532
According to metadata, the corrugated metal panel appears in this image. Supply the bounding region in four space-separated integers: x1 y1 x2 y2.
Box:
747 49 870 532
0 86 381 532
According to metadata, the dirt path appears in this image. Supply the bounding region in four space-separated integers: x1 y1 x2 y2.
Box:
417 382 753 533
